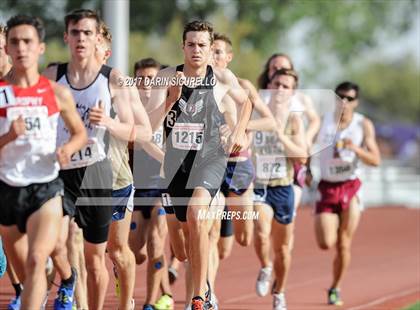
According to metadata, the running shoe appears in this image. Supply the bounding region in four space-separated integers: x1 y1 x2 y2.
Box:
256 266 273 297
8 296 21 310
54 267 77 310
328 288 343 306
143 304 155 310
191 297 207 310
155 294 174 310
273 292 287 310
168 267 178 285
0 238 7 278
204 280 216 310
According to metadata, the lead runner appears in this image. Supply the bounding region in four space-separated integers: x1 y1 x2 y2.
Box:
147 20 252 310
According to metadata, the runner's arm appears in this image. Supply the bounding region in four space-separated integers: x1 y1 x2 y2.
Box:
277 113 307 164
98 69 137 142
218 69 253 153
301 93 320 147
140 142 165 163
344 118 381 166
53 83 88 166
239 78 276 132
127 84 153 143
146 68 183 132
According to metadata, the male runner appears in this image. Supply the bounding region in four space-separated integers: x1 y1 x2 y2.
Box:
311 81 380 305
0 23 10 277
208 32 276 301
43 9 135 309
252 68 307 310
0 15 86 309
130 57 174 310
147 20 252 310
255 54 320 296
96 22 151 310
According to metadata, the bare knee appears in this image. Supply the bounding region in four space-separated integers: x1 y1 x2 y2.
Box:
318 238 335 250
26 251 48 272
218 246 232 260
235 231 252 247
337 237 351 255
85 253 106 274
135 252 147 265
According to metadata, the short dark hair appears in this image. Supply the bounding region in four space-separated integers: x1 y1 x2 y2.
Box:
258 53 294 89
65 9 101 32
335 81 359 98
6 15 45 42
134 58 161 75
183 20 214 44
270 68 299 89
214 33 232 52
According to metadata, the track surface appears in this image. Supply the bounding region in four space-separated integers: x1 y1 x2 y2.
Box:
1 207 419 309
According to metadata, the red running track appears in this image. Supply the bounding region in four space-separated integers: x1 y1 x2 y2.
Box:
1 207 419 309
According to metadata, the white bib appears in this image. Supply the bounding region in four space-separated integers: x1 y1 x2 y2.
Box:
255 154 287 180
65 137 100 169
7 106 50 140
153 126 164 149
172 123 204 151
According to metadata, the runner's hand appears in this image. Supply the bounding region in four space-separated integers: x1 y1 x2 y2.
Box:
305 168 313 187
8 116 26 139
219 124 231 152
56 145 72 168
167 72 185 105
343 138 355 151
228 129 248 154
89 100 110 127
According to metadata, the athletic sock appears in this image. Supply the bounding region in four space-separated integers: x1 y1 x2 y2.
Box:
13 283 23 298
62 268 75 286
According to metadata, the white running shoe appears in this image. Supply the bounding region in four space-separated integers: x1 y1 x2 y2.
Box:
273 292 287 310
256 266 273 297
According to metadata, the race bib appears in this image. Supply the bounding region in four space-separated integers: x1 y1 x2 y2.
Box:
327 158 354 179
7 106 49 139
254 131 277 148
66 138 100 169
0 86 16 107
256 154 287 180
172 123 204 151
153 127 164 149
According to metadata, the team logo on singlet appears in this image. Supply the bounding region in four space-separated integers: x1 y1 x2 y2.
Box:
179 98 204 117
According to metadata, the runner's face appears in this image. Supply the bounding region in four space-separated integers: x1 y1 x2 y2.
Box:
212 40 232 69
268 56 292 79
183 31 212 68
135 67 159 98
65 18 99 60
336 89 358 114
6 25 44 70
268 74 295 102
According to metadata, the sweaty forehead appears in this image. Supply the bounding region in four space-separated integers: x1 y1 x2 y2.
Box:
7 24 39 40
185 31 211 44
214 40 226 50
338 89 357 98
